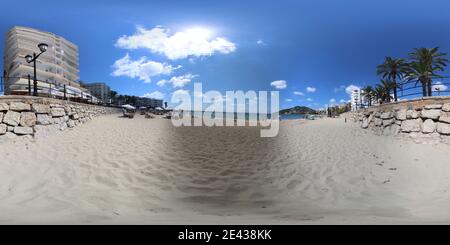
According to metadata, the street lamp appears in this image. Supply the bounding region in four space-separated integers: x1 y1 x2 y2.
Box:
435 87 441 96
25 43 48 96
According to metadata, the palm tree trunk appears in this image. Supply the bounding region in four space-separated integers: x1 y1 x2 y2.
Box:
393 78 398 102
427 79 433 96
421 79 427 97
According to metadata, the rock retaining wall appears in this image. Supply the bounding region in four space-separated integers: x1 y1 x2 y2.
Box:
343 96 450 141
0 96 119 139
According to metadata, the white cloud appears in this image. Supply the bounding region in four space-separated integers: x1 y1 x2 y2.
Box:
285 99 293 102
166 74 198 88
334 85 346 93
432 81 448 92
142 91 165 99
293 91 305 96
306 98 313 102
115 26 236 60
111 53 178 83
170 74 197 88
172 89 190 96
270 80 287 89
345 85 361 96
306 86 316 93
340 99 347 103
156 79 168 87
256 39 267 46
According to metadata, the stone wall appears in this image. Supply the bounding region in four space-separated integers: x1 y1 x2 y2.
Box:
0 96 119 139
343 96 450 141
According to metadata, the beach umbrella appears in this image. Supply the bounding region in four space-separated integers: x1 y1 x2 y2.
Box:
122 104 135 110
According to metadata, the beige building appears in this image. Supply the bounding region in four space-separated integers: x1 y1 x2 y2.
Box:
3 26 90 99
84 82 111 104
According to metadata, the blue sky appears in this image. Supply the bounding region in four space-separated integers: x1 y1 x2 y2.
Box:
1 0 450 109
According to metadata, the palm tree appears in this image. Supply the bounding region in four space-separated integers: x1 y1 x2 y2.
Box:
376 57 409 102
380 79 394 102
374 85 385 104
405 61 429 97
110 90 118 104
361 85 374 107
373 80 393 104
406 47 448 96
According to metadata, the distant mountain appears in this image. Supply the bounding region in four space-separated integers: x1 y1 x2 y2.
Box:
279 106 317 115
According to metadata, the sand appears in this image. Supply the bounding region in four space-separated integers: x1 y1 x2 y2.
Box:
0 114 449 224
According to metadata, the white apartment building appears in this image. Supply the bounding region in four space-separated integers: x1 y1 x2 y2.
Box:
3 26 91 100
350 88 362 111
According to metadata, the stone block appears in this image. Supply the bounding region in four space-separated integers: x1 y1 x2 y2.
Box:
401 119 422 133
67 120 75 128
0 124 6 135
380 111 394 119
437 122 450 135
36 114 52 125
9 102 30 111
440 112 450 123
406 110 420 119
32 103 51 114
422 119 436 134
421 109 441 120
395 109 407 120
2 110 21 126
383 118 395 127
51 108 66 117
442 103 450 112
424 104 443 109
19 112 37 127
374 118 383 126
0 103 9 111
14 126 33 135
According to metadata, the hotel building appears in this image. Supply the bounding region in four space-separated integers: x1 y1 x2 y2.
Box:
350 88 362 111
136 97 163 108
3 26 92 100
84 82 111 104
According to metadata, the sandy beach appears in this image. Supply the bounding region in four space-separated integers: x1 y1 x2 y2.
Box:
0 114 449 224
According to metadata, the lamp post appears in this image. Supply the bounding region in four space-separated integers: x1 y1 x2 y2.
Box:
25 43 48 96
435 87 441 96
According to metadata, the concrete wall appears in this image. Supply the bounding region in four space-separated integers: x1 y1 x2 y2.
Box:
343 96 450 141
0 96 119 139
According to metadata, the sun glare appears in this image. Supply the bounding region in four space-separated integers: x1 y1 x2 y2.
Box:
184 27 213 39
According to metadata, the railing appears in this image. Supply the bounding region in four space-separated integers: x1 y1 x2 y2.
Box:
355 78 450 109
0 76 101 105
397 78 450 99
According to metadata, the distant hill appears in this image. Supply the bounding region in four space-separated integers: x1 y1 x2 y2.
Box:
279 106 317 115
